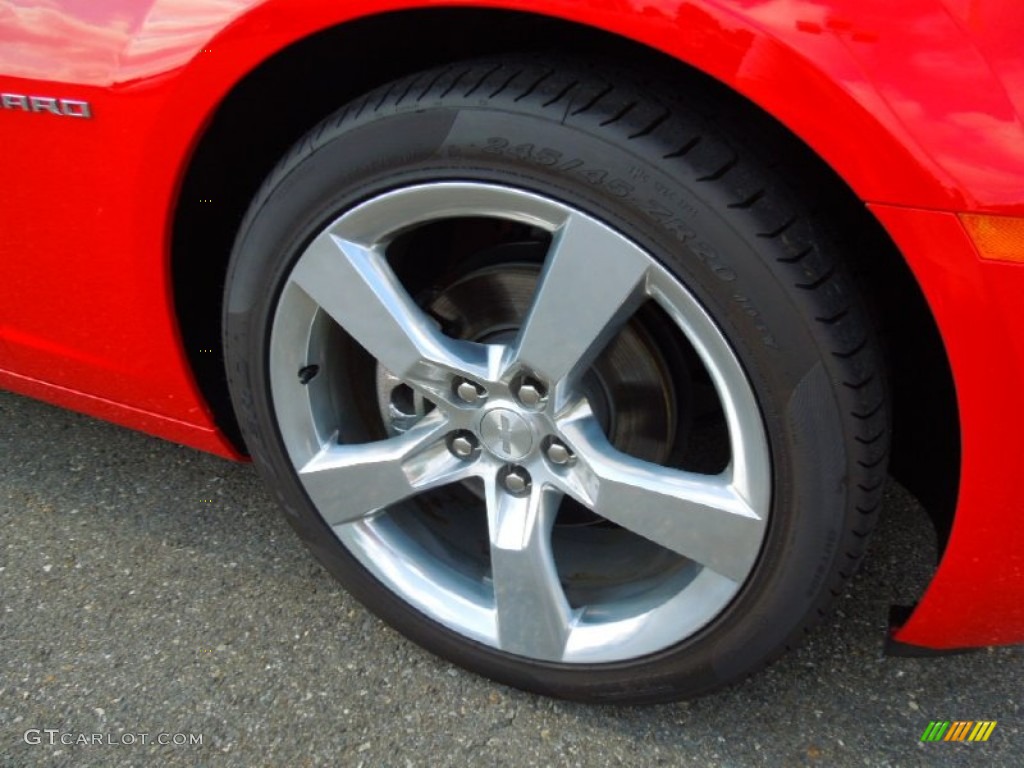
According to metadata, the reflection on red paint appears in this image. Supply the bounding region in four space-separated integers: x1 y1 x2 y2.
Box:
0 0 255 85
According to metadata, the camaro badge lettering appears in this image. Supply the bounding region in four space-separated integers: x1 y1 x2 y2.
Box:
1 93 92 118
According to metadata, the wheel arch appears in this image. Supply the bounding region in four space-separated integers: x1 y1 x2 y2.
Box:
169 4 959 547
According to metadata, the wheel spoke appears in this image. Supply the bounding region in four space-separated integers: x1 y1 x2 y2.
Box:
289 231 492 398
512 211 650 386
558 409 765 583
299 415 470 526
486 479 573 660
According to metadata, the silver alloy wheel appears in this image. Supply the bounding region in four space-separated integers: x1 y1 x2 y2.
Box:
269 182 771 664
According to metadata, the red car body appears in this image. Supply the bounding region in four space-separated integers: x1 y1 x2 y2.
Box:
1 0 1023 652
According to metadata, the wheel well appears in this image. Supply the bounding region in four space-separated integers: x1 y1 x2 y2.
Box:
172 7 959 543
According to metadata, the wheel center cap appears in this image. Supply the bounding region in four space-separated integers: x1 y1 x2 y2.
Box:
479 408 533 461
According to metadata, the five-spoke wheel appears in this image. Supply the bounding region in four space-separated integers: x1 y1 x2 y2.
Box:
270 184 769 663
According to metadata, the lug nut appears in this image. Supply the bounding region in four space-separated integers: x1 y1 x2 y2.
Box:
501 466 532 495
545 440 573 466
515 378 547 408
455 379 486 405
450 436 474 458
448 432 478 459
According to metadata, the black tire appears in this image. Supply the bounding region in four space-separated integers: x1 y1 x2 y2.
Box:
223 57 889 703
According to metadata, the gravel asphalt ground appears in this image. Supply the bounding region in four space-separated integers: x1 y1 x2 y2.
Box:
1 389 1020 767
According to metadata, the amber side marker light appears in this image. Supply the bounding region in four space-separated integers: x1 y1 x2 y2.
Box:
960 214 1024 263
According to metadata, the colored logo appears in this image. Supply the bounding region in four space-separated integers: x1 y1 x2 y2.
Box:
920 721 997 742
